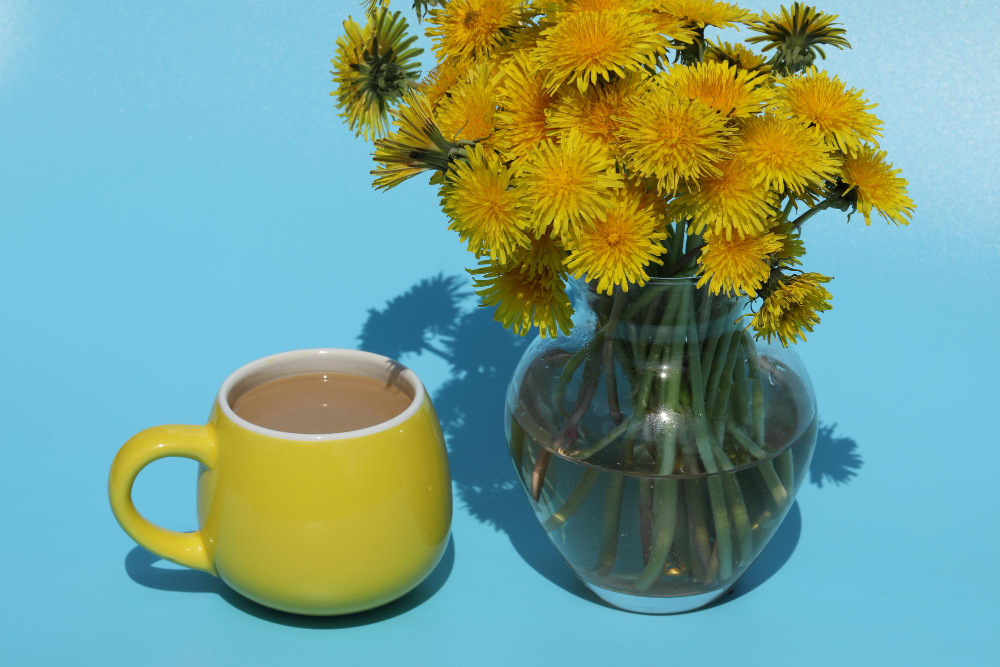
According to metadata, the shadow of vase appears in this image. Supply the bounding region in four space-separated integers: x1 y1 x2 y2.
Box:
123 537 455 628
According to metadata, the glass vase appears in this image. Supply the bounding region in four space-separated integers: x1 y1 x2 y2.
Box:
505 278 817 613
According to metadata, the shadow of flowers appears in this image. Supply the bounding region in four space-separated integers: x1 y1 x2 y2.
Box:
809 422 863 488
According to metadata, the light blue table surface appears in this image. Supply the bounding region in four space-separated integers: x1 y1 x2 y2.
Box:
2 0 997 664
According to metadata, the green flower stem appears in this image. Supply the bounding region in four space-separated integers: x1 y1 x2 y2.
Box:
639 478 654 565
530 449 551 503
636 297 659 358
595 474 626 575
741 334 766 447
603 290 626 425
681 299 736 472
613 336 636 382
658 288 691 453
572 419 631 459
696 291 714 340
634 287 690 589
634 479 679 591
727 423 769 459
553 345 588 419
705 327 734 411
678 297 735 582
710 333 743 450
542 468 601 532
699 306 727 394
721 473 754 566
726 424 789 507
684 474 713 582
777 448 795 493
731 342 752 429
791 194 840 231
509 418 525 476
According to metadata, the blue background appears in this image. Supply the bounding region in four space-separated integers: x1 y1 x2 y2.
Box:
2 0 997 663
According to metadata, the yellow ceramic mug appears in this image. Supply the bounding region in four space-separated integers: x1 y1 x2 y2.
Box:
109 348 452 615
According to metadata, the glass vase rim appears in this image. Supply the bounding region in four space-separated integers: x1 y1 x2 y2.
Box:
569 276 700 291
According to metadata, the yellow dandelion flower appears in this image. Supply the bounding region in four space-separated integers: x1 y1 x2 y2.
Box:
361 0 390 16
420 58 464 110
533 9 669 94
441 145 530 263
651 13 699 45
751 272 833 346
547 75 640 153
747 2 850 75
770 220 806 267
509 233 567 279
331 10 423 140
697 230 783 297
427 0 523 60
668 61 773 118
672 157 779 238
617 82 734 194
372 90 459 190
736 115 840 194
560 0 638 11
655 0 754 29
773 67 882 156
565 188 669 294
841 146 915 226
495 51 556 155
436 63 501 147
471 262 573 338
516 130 624 237
705 40 771 73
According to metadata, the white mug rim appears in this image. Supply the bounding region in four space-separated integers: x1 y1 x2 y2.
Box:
216 348 425 442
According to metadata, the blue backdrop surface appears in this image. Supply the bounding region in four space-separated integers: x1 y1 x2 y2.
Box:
1 1 997 664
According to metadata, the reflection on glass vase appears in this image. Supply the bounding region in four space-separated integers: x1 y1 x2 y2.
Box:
505 278 818 613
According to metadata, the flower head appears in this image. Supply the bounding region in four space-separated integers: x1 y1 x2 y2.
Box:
435 63 502 147
372 90 461 190
565 187 670 294
747 2 850 75
697 230 783 297
533 9 669 94
510 234 567 280
672 157 779 238
495 51 556 155
427 0 524 60
331 10 423 140
655 0 754 29
420 58 465 110
773 67 882 155
705 40 771 73
547 75 640 153
441 144 530 263
515 130 623 237
840 146 914 226
752 272 833 346
617 82 734 194
471 262 573 338
737 115 840 194
668 61 773 118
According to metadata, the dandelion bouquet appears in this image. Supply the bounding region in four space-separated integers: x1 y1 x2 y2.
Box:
331 1 914 607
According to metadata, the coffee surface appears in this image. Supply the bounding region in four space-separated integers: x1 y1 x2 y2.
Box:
231 372 412 434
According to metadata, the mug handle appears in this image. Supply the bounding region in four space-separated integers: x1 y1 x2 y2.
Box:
108 424 217 573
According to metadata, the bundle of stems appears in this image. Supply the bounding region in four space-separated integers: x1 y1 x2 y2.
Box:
509 224 803 593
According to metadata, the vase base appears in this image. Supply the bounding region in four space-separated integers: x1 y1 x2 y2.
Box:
582 582 731 614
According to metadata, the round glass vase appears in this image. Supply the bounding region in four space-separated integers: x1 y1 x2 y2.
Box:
505 277 818 613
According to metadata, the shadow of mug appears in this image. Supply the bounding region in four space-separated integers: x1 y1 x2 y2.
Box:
124 537 455 629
